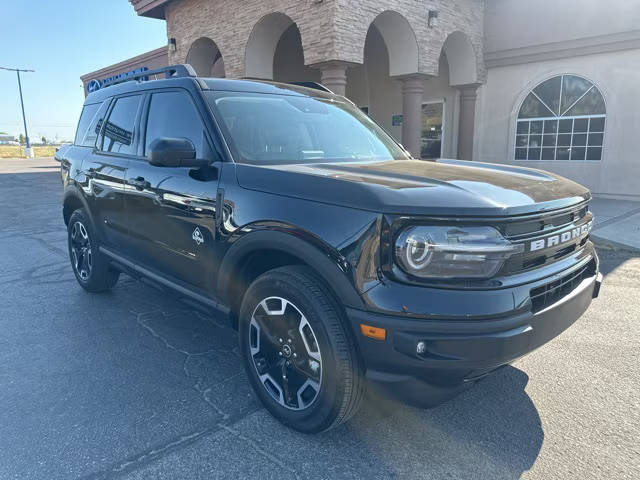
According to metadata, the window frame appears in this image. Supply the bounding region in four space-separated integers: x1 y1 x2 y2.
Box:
513 74 606 163
95 92 146 160
74 102 101 147
80 99 112 148
139 87 217 163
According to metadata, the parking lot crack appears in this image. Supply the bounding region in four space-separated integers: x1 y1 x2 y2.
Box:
77 426 220 480
136 310 193 357
134 309 238 421
110 429 208 475
217 423 301 480
77 408 263 480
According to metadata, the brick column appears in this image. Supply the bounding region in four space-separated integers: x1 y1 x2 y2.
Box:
456 84 481 160
398 75 428 158
314 61 351 96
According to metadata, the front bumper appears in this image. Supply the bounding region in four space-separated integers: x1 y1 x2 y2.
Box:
346 257 602 408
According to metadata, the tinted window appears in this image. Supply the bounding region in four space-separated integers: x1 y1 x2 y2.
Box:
80 100 110 147
207 92 408 165
74 103 99 145
100 95 142 155
145 91 207 156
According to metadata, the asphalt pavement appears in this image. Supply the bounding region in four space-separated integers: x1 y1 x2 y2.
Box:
1 157 638 480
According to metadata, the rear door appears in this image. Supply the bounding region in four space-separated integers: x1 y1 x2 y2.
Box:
63 100 109 189
123 88 222 293
82 93 144 249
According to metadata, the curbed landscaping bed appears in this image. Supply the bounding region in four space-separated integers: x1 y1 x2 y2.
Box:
0 145 58 158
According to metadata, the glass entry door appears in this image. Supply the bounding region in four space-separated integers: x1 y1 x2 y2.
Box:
421 101 444 159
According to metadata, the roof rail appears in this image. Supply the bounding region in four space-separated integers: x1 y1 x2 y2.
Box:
288 81 334 94
102 64 197 89
239 77 334 94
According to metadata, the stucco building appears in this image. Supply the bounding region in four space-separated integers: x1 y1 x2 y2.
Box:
80 46 169 94
82 0 640 200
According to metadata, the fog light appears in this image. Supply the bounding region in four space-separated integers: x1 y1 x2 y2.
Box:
416 341 426 354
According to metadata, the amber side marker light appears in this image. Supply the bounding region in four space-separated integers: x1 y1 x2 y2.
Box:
360 324 386 341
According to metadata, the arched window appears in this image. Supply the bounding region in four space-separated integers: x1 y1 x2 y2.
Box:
515 75 605 161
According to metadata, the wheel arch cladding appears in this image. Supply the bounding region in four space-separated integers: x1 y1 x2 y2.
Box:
62 187 90 226
217 230 365 318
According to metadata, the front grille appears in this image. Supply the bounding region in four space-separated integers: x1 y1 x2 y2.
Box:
503 205 588 238
500 202 592 275
530 260 595 313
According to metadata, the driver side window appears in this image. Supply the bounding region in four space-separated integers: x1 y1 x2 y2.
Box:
144 91 208 158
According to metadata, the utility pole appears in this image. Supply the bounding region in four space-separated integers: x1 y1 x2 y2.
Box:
1 66 35 158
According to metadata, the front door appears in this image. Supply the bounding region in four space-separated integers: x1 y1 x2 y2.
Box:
123 89 221 293
420 101 445 159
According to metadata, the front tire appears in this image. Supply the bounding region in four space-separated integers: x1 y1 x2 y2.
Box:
67 209 119 292
239 266 365 433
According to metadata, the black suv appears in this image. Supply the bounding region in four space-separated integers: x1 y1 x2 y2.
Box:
58 65 602 433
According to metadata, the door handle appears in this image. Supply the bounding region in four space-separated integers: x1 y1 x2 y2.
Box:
128 176 150 190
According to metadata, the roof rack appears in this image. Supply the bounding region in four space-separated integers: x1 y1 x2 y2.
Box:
102 64 197 89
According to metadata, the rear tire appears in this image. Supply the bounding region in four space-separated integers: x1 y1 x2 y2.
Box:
239 265 365 433
67 209 119 292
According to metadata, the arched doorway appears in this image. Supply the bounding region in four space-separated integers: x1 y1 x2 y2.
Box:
441 31 478 86
246 12 298 80
186 37 225 77
348 11 421 155
440 31 479 160
368 11 419 77
273 23 320 84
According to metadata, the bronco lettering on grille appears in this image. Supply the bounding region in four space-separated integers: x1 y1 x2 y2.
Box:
529 220 593 252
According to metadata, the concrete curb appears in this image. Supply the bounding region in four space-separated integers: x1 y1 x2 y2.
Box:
591 234 640 254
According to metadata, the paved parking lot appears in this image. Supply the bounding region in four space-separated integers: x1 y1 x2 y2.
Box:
1 158 638 480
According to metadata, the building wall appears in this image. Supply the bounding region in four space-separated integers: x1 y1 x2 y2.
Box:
165 0 337 77
477 0 640 200
333 0 484 80
160 0 482 158
475 48 640 200
111 0 639 198
164 0 484 81
485 0 640 54
80 46 168 96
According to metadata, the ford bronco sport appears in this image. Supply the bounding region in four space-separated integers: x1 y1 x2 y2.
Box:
58 65 602 433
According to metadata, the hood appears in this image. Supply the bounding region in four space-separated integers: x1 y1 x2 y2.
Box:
235 159 591 217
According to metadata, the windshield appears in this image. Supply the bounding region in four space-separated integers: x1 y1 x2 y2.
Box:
206 91 410 165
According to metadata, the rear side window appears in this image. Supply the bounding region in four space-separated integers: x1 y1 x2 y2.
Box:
79 100 110 148
74 103 99 146
144 91 207 157
100 95 142 155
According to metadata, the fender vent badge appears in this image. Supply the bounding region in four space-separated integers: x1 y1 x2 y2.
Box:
192 227 204 246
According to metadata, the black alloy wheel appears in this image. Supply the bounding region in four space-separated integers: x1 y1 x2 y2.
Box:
70 220 93 281
239 265 365 433
249 296 323 410
67 209 119 292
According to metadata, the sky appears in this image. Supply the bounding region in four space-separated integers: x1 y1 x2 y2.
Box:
0 0 167 142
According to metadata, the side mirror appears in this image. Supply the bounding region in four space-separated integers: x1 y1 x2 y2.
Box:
147 137 210 168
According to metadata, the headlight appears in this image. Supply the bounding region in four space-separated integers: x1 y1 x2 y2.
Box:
394 226 523 279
